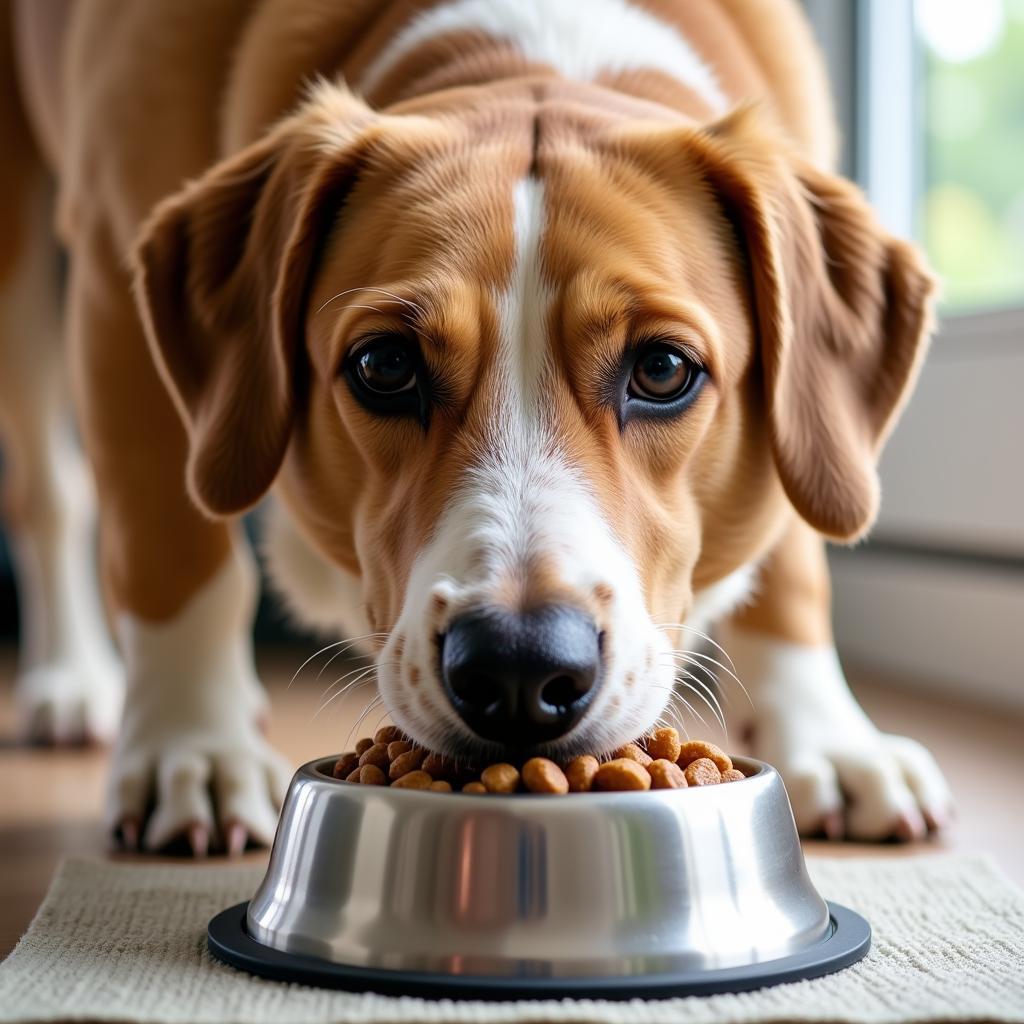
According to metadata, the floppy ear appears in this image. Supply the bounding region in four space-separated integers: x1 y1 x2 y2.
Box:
132 89 375 517
690 111 937 541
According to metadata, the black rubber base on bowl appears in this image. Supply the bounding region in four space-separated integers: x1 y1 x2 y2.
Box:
208 901 870 1000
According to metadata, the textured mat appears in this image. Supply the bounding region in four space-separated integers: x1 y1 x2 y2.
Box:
0 855 1022 1023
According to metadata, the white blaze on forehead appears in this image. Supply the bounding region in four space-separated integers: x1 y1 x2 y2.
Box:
359 0 728 114
401 173 629 589
460 173 575 579
498 178 549 429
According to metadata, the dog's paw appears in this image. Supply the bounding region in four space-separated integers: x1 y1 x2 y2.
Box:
107 677 292 856
722 629 953 842
760 729 953 841
15 660 123 745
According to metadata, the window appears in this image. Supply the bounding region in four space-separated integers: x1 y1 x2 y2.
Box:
918 0 1024 313
806 0 1023 707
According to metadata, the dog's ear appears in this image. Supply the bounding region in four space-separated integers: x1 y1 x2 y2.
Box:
689 110 937 541
132 88 376 517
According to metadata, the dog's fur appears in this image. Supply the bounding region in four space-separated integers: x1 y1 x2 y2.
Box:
2 0 950 853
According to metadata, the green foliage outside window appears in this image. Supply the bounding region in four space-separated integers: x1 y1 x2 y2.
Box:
919 0 1024 311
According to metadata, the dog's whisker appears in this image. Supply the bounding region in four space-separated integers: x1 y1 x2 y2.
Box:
654 622 739 674
313 680 375 724
345 694 386 747
315 642 378 683
652 690 688 736
345 631 392 647
314 657 400 716
313 670 378 721
661 653 731 721
288 632 389 689
660 652 727 709
317 662 380 706
677 654 736 712
649 685 692 740
288 640 352 689
345 695 384 742
677 673 728 735
663 647 729 696
316 650 373 686
684 674 728 734
660 648 746 709
370 706 394 735
674 648 754 709
671 690 714 735
316 658 400 714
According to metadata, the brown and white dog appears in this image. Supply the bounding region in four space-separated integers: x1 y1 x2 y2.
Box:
2 0 951 854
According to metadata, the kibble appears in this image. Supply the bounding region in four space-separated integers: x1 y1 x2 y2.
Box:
421 752 450 779
358 764 387 786
684 757 722 786
566 754 600 792
614 742 652 767
677 740 733 774
594 758 652 791
522 757 569 794
374 725 405 746
648 758 688 789
333 752 359 778
387 740 412 760
389 747 426 780
481 763 520 794
391 769 432 790
647 727 683 763
358 742 390 771
331 725 746 794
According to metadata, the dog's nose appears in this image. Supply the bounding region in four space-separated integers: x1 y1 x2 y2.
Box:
441 604 601 747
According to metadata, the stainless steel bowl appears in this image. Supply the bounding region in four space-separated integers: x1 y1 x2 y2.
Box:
209 757 872 995
211 754 869 997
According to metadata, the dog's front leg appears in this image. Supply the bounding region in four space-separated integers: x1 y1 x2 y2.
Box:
720 519 952 841
69 231 290 856
0 113 121 744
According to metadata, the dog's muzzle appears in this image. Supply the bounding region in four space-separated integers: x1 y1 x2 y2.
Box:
440 603 601 748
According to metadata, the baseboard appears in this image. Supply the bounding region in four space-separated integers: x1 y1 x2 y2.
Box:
829 546 1024 713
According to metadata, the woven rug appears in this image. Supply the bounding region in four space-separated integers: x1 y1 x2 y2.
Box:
0 855 1022 1023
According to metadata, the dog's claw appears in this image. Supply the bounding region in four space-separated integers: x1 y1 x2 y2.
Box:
821 809 845 841
893 810 926 843
188 824 210 858
923 802 952 832
120 819 140 852
226 823 248 857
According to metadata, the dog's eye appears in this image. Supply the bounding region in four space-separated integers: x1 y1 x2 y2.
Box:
355 337 416 394
629 345 696 401
343 334 430 424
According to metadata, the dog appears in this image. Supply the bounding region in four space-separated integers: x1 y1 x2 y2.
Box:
1 0 951 854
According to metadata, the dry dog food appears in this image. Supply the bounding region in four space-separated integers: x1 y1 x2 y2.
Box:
331 726 745 793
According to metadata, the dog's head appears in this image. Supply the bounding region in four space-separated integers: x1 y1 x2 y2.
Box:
134 82 934 759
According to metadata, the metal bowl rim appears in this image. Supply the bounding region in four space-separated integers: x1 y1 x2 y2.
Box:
304 753 771 805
